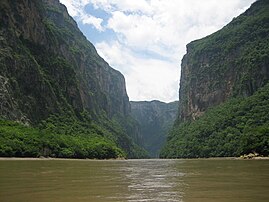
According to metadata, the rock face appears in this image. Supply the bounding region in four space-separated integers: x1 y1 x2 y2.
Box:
131 101 178 157
160 0 269 158
0 0 129 122
178 0 269 122
0 0 144 157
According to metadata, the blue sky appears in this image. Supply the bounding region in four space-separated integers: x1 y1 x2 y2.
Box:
60 0 256 102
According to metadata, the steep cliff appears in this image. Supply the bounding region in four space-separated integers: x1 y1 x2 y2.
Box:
131 101 178 157
161 0 269 158
178 0 269 122
0 0 146 158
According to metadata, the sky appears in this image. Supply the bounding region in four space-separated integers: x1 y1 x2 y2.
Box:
59 0 256 102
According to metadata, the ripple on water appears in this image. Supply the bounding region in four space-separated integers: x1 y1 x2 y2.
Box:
119 160 185 202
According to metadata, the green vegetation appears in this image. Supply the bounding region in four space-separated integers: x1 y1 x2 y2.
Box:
160 83 269 158
0 109 148 159
0 117 125 159
0 107 149 159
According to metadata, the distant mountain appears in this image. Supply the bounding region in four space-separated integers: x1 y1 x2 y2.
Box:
0 0 147 158
131 101 178 157
161 0 269 158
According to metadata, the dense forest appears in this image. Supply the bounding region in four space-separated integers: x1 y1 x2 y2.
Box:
0 111 150 159
161 83 269 158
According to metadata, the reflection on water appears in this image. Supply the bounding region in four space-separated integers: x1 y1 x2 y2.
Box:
117 160 185 201
0 159 268 202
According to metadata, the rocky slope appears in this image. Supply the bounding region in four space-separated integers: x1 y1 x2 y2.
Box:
161 0 269 158
131 101 178 157
0 0 146 158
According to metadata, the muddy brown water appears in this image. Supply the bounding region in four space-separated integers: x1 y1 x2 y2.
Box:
0 158 268 202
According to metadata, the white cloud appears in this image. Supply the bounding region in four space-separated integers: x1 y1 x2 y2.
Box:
105 0 256 60
60 0 105 31
80 14 104 31
126 61 179 102
60 0 256 102
60 0 88 16
91 0 152 14
96 41 179 102
107 11 159 48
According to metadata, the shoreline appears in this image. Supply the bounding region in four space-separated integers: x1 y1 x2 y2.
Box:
0 157 126 161
0 157 269 161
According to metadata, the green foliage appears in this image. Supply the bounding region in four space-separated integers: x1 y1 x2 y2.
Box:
0 120 40 157
160 83 269 158
94 112 149 159
43 19 74 45
0 109 149 159
0 118 126 159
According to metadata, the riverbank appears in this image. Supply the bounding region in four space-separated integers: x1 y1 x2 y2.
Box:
0 156 269 161
0 157 127 161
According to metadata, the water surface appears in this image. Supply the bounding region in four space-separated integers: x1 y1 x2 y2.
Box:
0 159 268 202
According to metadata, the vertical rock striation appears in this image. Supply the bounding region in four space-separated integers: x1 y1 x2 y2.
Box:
0 0 144 158
178 0 269 122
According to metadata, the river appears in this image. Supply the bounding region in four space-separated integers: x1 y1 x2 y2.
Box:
0 158 268 202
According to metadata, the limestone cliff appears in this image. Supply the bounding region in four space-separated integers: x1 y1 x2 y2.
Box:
0 0 129 122
0 0 145 158
178 0 269 121
131 101 178 157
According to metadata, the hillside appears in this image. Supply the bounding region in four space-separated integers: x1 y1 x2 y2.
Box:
161 0 269 158
131 101 178 157
161 83 269 158
0 0 147 158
